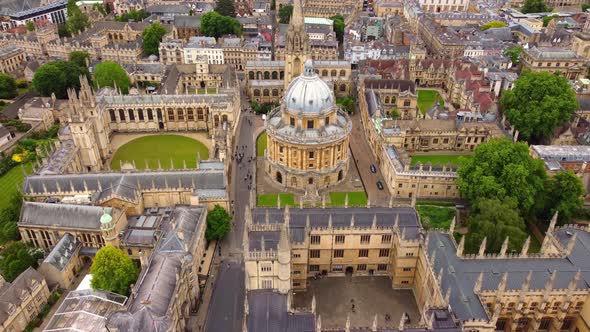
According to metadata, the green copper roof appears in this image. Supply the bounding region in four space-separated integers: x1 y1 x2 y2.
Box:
100 209 112 224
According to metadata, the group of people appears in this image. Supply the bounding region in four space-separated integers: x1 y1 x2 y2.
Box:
235 144 255 190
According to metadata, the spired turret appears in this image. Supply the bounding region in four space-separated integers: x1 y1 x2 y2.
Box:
276 225 292 294
100 208 119 246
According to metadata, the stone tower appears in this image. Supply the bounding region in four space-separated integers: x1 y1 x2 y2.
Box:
283 0 310 89
67 75 112 171
99 208 120 247
276 224 292 294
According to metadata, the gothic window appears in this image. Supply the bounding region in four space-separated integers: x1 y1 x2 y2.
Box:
322 69 328 76
187 110 194 121
264 71 270 80
249 71 255 79
331 70 337 77
168 110 175 121
177 109 184 121
272 89 279 96
272 71 278 79
109 109 116 121
263 89 269 96
254 89 261 97
340 84 346 92
138 109 144 121
339 69 346 77
197 108 204 120
119 109 125 121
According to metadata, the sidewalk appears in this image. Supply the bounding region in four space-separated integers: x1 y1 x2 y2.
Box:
192 254 223 331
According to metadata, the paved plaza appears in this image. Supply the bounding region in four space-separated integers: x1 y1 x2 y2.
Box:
293 276 420 329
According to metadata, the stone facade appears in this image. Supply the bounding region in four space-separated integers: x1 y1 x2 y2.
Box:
0 269 50 332
521 46 585 80
264 60 352 191
0 45 25 74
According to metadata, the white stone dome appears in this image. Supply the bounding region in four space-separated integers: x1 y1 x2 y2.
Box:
284 60 334 115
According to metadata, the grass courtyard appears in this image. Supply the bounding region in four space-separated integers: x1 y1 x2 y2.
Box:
110 135 209 170
417 205 456 230
257 132 267 157
258 193 295 207
417 90 444 114
410 154 470 167
0 163 32 210
329 192 367 207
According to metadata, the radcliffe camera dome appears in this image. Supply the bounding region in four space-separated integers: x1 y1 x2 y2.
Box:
284 60 334 115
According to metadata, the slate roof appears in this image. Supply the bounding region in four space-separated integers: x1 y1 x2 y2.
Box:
22 169 226 199
251 207 421 248
107 206 205 332
0 268 45 323
43 233 81 271
426 228 590 322
19 202 111 230
247 289 315 332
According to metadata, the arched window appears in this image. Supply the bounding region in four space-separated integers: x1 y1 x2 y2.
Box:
264 71 270 79
272 89 279 96
340 84 346 92
272 71 278 79
331 70 337 77
339 69 346 77
254 89 261 97
109 109 116 122
249 71 255 79
263 89 269 96
322 69 328 76
276 172 283 183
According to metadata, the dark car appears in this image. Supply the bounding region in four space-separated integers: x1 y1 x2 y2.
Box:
376 181 384 190
370 164 377 173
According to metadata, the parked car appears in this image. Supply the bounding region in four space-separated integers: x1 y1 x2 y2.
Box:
376 181 384 190
370 164 376 173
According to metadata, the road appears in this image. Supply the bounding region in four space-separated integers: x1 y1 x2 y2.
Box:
203 84 258 332
349 110 391 207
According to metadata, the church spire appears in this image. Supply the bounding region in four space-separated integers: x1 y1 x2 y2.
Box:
291 0 304 29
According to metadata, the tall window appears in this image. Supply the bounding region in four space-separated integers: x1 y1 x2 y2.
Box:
335 235 345 244
119 109 125 121
307 120 314 129
334 250 344 258
382 234 392 243
358 249 368 257
309 265 320 272
357 264 367 271
138 110 144 121
262 279 272 288
311 235 320 244
261 263 272 272
310 250 320 258
360 235 371 244
128 110 135 121
377 264 388 271
290 117 295 126
379 249 390 257
147 109 154 120
168 110 174 121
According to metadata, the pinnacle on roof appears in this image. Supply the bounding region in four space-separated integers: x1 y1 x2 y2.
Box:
291 0 304 29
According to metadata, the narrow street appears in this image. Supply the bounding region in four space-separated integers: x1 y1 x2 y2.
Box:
349 110 391 207
202 85 257 332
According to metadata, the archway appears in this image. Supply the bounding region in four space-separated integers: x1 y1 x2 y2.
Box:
345 266 353 276
276 172 283 183
308 177 314 184
293 58 302 76
338 170 343 181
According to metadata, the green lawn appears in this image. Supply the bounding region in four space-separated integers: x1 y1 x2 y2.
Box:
257 132 267 157
0 163 32 210
110 135 209 170
329 192 367 207
417 206 455 230
417 90 444 114
257 193 295 207
410 154 470 167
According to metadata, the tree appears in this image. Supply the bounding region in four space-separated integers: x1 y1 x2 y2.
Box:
104 3 112 14
200 11 243 38
90 246 138 296
521 0 550 13
543 170 585 224
542 14 559 27
32 61 85 98
464 198 528 254
25 21 35 31
501 72 578 143
0 242 39 282
215 0 236 17
115 9 148 22
336 96 355 114
279 5 293 24
69 51 90 68
205 205 231 241
481 21 507 30
0 192 23 244
93 61 131 94
271 0 276 10
331 15 345 43
457 138 546 214
583 3 590 11
66 0 90 34
503 45 522 65
57 24 71 38
390 109 400 119
142 23 168 56
0 74 17 99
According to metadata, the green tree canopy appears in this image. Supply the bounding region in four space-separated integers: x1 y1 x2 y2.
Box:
0 74 17 99
142 23 168 56
69 51 90 68
521 0 550 13
331 15 345 43
32 61 85 98
457 138 546 214
26 21 35 31
0 242 41 282
583 3 590 11
503 45 523 65
205 205 231 241
90 246 139 296
66 0 90 34
0 192 24 244
279 5 293 24
464 198 528 254
542 14 559 27
215 0 236 17
115 9 148 22
481 21 507 30
336 96 355 114
93 61 131 94
501 71 578 143
200 11 243 38
543 170 585 224
58 24 71 38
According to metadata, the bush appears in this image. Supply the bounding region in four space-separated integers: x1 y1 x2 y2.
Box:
16 79 28 89
2 119 31 132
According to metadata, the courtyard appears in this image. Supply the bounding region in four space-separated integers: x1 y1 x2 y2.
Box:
110 134 210 170
293 276 420 329
417 89 444 114
410 154 470 167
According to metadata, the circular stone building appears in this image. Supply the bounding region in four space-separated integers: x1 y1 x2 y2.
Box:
265 60 352 190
